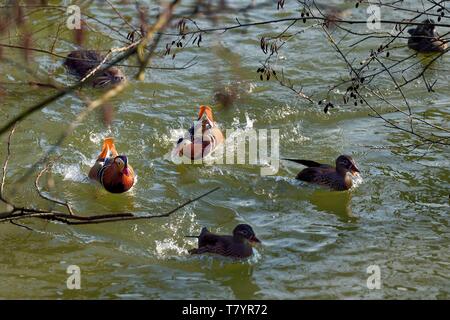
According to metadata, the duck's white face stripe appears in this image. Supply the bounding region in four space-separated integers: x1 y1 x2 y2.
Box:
206 118 214 127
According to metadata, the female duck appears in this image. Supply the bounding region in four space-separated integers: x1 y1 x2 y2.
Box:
172 105 224 160
188 224 261 259
284 155 360 191
89 138 135 193
407 19 448 53
64 50 126 88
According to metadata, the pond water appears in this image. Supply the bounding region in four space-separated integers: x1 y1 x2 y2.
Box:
0 0 449 299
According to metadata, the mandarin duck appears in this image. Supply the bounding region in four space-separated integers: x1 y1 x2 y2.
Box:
64 50 126 88
407 19 448 53
283 155 360 191
172 105 224 160
88 138 135 193
187 224 261 259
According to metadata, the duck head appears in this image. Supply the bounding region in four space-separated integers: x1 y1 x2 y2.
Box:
101 154 134 193
233 224 261 244
93 67 126 88
113 155 131 176
336 155 360 176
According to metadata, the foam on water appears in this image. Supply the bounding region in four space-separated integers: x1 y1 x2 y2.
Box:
53 163 89 183
89 131 112 145
351 173 364 189
155 238 189 259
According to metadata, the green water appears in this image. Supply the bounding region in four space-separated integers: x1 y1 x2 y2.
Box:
0 1 449 299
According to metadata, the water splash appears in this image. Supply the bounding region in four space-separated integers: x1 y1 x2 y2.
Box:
155 238 189 258
53 163 89 183
351 173 364 188
89 131 112 145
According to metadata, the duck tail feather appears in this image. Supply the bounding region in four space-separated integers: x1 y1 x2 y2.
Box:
185 227 209 238
282 158 323 167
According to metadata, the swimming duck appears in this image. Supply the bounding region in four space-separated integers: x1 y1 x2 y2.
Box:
283 155 360 191
407 19 448 53
172 105 224 160
88 138 135 193
188 224 261 259
64 50 126 88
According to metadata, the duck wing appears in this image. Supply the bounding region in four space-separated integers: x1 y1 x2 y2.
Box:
188 227 253 258
197 227 224 247
189 228 232 254
97 138 117 159
296 166 335 182
296 168 348 190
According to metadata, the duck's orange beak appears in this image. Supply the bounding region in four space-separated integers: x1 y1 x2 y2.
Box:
197 105 214 122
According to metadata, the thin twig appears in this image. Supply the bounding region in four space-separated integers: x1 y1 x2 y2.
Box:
0 124 17 207
35 162 74 215
10 220 35 231
1 187 220 226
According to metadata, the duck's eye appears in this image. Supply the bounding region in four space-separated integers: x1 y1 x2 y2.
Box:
115 158 124 166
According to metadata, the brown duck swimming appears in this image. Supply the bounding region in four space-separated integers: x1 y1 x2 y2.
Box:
64 50 126 88
284 155 360 191
407 19 448 53
188 224 261 259
88 138 135 193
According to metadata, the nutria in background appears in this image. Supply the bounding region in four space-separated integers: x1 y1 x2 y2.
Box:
64 50 126 88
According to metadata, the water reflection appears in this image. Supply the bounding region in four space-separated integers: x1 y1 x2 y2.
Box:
202 259 261 299
309 189 356 220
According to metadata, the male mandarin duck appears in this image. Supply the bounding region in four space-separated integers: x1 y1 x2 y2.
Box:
88 138 135 193
64 50 126 88
188 224 261 259
407 19 448 53
284 155 360 191
172 105 224 160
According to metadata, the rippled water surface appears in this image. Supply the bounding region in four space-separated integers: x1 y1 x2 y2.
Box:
0 0 449 299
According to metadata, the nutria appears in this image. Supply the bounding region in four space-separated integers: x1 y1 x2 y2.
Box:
64 50 126 88
407 19 448 53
